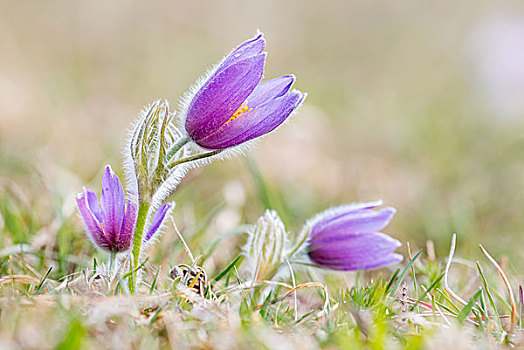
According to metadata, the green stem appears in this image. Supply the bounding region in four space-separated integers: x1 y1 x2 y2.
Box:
108 251 116 277
129 201 151 293
169 149 223 168
166 135 190 161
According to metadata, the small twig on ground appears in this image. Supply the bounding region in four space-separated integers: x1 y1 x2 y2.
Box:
170 216 195 263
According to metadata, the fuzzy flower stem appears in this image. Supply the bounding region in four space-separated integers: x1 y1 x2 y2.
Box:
166 134 190 161
108 251 116 277
129 201 151 293
169 149 223 168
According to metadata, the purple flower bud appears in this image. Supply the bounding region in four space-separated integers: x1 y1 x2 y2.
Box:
183 32 306 149
305 201 402 271
76 165 137 253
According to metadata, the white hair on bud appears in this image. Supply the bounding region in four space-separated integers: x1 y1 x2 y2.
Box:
304 200 384 230
122 101 161 205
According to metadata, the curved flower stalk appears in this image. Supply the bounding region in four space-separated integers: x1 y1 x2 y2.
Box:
179 32 306 150
243 210 288 282
242 201 402 282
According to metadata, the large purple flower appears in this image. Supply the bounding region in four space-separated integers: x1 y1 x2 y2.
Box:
306 201 402 271
183 33 306 149
76 166 170 253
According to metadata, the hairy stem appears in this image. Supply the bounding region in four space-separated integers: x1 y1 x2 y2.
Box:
166 135 190 161
169 149 223 168
108 251 116 278
129 201 151 293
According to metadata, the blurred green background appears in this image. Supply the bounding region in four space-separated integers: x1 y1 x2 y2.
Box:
1 1 523 273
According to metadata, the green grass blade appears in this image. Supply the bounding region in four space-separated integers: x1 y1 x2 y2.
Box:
33 266 53 296
410 272 445 311
457 288 482 324
213 255 243 283
149 265 161 294
122 257 149 279
384 268 400 295
388 249 423 297
476 262 502 330
435 288 461 314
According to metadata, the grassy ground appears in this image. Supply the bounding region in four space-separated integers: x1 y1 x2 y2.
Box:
1 161 523 349
1 0 524 349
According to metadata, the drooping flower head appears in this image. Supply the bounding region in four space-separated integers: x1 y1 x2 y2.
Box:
76 165 171 253
183 32 306 149
303 200 402 271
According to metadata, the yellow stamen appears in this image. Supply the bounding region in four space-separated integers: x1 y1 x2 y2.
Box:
99 221 107 237
225 102 252 124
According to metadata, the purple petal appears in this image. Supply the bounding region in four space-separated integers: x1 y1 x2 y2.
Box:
306 201 383 231
315 253 403 271
308 232 402 271
311 207 396 243
246 75 295 108
100 165 126 244
185 53 266 142
196 90 305 149
84 187 102 223
116 199 138 251
218 33 265 72
144 203 172 242
76 192 110 251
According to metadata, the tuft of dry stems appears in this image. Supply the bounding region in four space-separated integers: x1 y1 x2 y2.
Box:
444 234 467 306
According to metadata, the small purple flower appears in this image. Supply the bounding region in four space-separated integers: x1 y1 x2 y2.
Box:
306 201 402 271
183 32 306 149
76 166 171 252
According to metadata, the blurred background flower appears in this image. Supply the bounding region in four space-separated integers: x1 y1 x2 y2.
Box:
468 12 524 120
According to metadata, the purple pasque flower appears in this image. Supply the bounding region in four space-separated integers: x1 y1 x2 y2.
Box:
76 166 171 252
183 32 306 149
76 166 137 253
306 200 402 271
